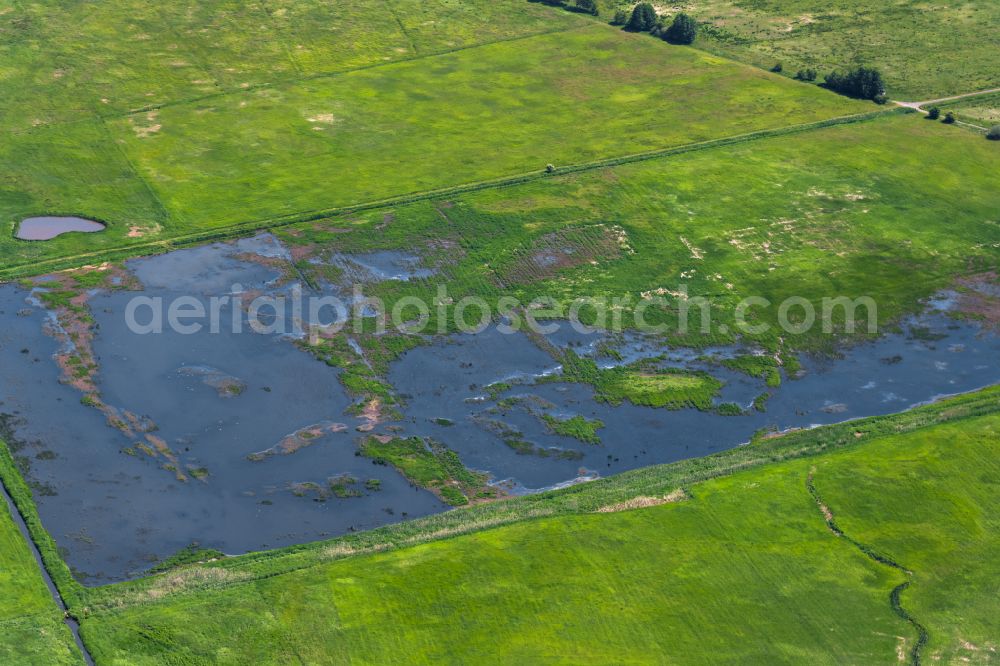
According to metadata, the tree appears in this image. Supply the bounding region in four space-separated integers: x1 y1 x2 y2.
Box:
927 107 941 120
770 63 783 73
664 12 698 44
795 68 817 82
575 0 598 15
987 126 1000 141
611 9 628 25
823 66 885 101
943 112 956 124
625 3 657 32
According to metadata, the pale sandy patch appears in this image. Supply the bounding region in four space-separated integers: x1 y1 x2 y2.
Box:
597 488 688 513
680 236 704 259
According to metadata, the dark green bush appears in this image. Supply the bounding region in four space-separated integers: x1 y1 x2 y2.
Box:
824 66 885 101
664 12 698 44
625 3 657 32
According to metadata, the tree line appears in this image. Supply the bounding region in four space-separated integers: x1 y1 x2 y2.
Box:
615 3 698 44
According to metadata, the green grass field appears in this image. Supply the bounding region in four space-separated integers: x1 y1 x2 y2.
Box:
0 492 81 664
0 0 579 129
1 16 869 274
592 0 1000 99
65 387 1000 664
276 112 1000 352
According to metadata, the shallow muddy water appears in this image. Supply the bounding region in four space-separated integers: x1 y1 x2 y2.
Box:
15 216 106 241
1 234 998 581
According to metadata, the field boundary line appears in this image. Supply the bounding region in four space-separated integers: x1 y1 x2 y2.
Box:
807 470 928 665
0 107 902 281
252 0 307 76
96 119 173 226
382 0 419 55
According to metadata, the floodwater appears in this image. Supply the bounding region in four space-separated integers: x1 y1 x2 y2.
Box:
0 239 446 582
15 216 106 241
389 315 1000 490
320 251 435 282
1 234 998 581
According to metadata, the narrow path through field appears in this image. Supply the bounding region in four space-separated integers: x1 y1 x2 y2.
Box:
894 87 1000 131
806 469 928 665
0 482 94 665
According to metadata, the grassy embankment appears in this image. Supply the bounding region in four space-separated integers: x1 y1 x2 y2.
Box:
53 385 1000 664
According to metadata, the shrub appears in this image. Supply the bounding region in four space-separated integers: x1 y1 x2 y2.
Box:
927 107 941 120
574 0 598 15
795 68 817 82
545 164 556 173
943 112 956 124
770 63 783 73
664 12 698 44
611 9 628 25
824 66 885 101
987 126 1000 140
873 93 887 105
625 2 657 32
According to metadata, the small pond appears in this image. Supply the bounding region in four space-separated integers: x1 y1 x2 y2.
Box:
15 216 106 241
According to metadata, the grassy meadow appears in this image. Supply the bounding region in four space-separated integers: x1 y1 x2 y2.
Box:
0 0 579 129
590 0 1000 99
105 27 864 223
277 112 1000 351
815 414 1000 662
1 17 868 275
69 387 1000 664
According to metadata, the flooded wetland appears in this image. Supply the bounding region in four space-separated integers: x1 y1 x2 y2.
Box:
2 234 999 582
